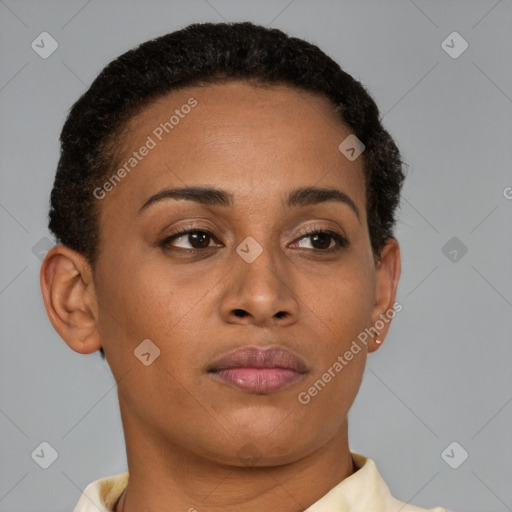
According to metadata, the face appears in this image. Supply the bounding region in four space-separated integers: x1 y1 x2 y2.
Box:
47 81 400 467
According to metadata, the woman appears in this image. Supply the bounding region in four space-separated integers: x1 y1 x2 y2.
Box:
40 21 450 512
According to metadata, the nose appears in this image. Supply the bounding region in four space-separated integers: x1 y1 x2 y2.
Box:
219 245 300 328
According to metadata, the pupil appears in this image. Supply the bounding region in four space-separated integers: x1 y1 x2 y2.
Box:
190 232 209 248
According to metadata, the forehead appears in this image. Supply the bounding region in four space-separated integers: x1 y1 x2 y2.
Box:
101 81 366 219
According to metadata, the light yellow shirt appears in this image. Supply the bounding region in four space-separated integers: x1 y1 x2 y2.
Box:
73 453 450 511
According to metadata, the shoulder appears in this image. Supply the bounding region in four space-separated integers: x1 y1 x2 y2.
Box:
73 472 129 512
305 453 452 512
353 454 452 512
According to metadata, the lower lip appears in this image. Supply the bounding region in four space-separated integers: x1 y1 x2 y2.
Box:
211 368 304 394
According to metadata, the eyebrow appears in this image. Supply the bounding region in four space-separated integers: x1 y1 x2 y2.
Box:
137 185 360 222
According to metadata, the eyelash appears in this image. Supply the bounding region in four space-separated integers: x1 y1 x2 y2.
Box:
159 225 349 254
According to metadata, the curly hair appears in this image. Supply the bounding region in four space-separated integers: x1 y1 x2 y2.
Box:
48 22 405 359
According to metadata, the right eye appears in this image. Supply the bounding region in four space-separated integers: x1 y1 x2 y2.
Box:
160 228 223 251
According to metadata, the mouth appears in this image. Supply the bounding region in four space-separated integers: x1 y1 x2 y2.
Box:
207 345 308 394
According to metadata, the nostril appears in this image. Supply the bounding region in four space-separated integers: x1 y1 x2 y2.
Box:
234 309 247 318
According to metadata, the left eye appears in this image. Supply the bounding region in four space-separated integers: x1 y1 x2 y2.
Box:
164 230 220 250
295 231 348 251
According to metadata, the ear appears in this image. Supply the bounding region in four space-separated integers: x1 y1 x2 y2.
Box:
40 245 101 354
368 238 401 353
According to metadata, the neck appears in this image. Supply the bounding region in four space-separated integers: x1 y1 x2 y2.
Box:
115 401 355 512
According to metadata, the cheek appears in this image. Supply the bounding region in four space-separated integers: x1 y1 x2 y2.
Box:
94 253 221 361
95 259 212 425
306 260 375 341
296 257 374 416
296 272 371 427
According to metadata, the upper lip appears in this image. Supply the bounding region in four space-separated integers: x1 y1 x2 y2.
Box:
208 345 308 373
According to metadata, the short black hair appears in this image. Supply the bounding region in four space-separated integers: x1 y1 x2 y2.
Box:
48 22 405 360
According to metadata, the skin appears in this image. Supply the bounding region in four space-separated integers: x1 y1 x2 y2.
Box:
40 81 400 512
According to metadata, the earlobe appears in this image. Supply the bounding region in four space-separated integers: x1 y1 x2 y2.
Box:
39 245 102 354
368 238 401 353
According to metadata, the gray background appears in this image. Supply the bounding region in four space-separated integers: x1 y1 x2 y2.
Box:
1 1 511 511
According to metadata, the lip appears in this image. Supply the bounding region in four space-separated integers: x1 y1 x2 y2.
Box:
207 345 308 394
